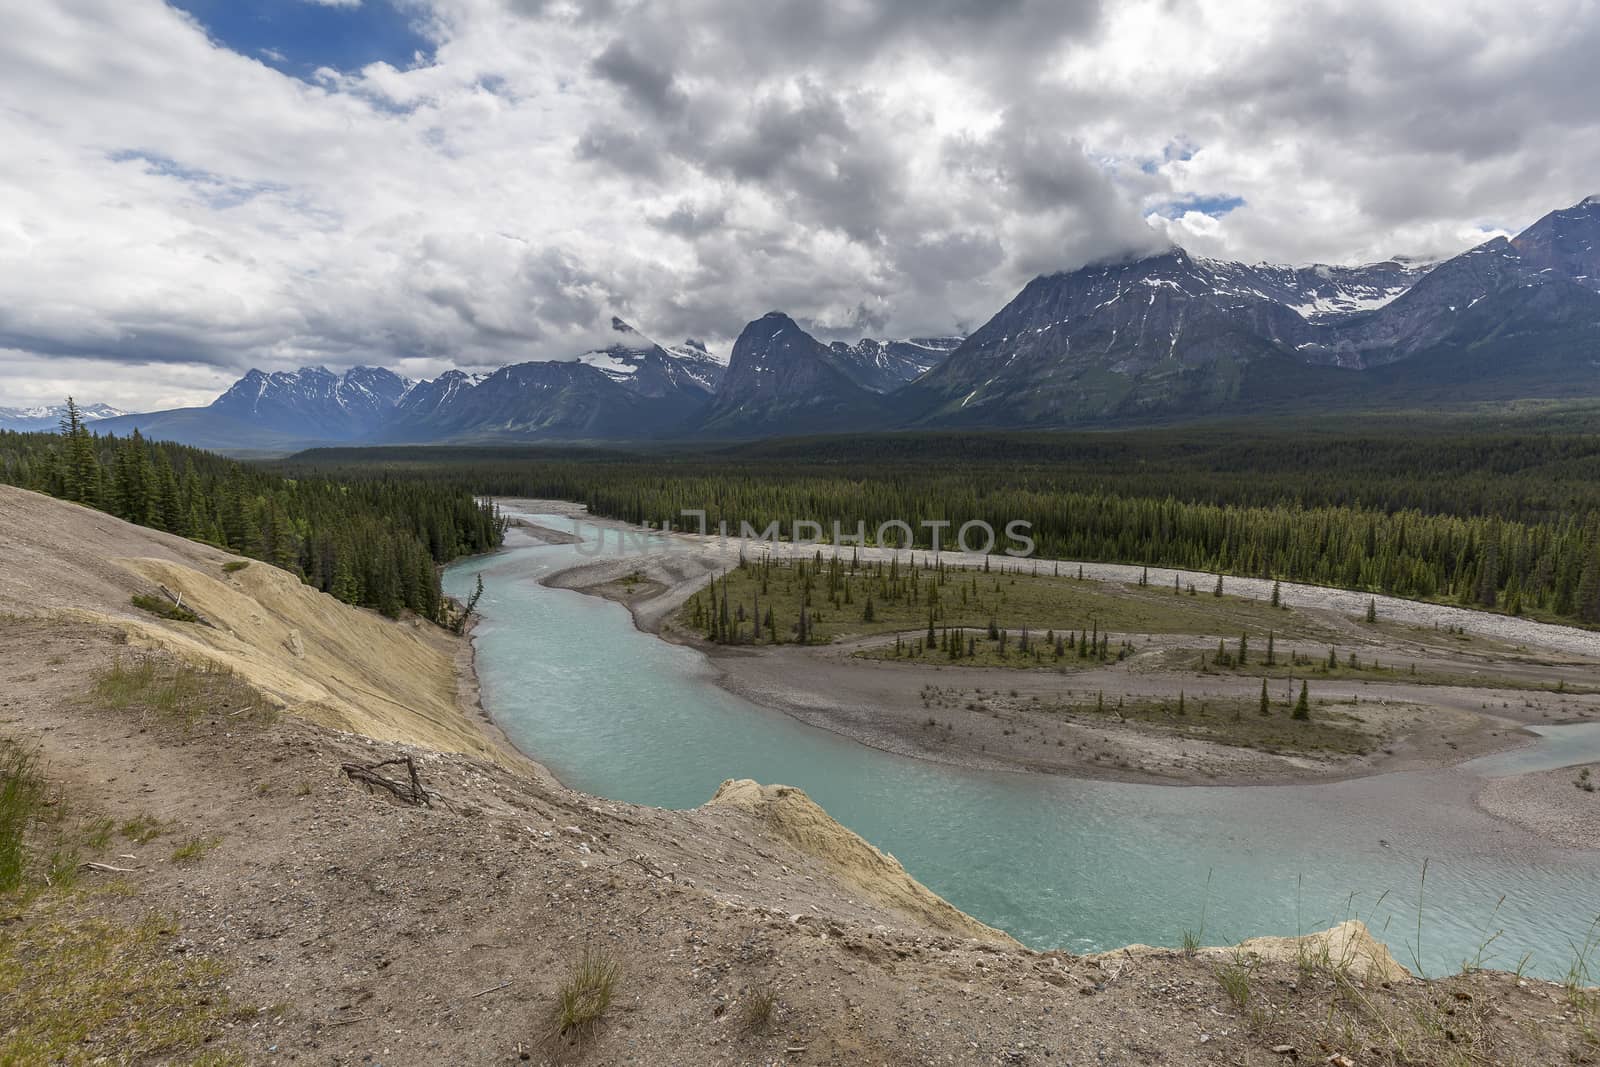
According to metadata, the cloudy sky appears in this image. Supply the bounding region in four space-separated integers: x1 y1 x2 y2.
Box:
3 0 1598 410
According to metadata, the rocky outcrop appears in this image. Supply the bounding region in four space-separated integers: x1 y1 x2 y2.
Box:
1105 919 1411 984
708 778 1018 945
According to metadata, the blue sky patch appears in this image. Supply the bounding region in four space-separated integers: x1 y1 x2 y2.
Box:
1141 140 1198 173
168 0 434 78
1150 194 1246 219
109 150 287 209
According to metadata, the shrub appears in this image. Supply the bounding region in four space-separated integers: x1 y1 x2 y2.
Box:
130 593 199 623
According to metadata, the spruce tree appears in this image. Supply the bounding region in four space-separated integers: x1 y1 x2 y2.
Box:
1259 677 1270 716
1293 681 1310 721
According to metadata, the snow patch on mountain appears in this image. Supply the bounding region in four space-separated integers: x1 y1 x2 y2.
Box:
0 402 131 431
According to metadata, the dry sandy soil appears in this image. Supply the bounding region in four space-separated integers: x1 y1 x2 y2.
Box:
3 486 1599 1065
530 502 1600 788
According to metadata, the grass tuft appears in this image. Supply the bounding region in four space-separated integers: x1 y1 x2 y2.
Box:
549 945 619 1043
169 836 220 865
119 814 166 845
738 986 779 1034
0 742 46 893
1214 954 1254 1010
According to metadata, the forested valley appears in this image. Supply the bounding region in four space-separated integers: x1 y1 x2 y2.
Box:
284 413 1600 628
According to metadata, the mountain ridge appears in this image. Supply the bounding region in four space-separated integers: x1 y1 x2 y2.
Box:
58 193 1600 448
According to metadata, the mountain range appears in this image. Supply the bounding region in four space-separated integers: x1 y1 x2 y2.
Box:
48 194 1600 450
0 402 127 433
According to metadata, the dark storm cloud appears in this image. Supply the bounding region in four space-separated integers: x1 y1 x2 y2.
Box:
11 0 1600 406
683 87 904 243
567 0 1106 77
892 231 1007 289
590 39 686 117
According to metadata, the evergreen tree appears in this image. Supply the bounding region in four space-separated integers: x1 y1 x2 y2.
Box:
1293 681 1311 721
1259 677 1270 716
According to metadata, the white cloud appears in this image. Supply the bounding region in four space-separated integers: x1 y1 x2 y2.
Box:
1 0 1596 411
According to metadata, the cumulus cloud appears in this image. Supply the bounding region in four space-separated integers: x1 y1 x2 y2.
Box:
1 0 1597 408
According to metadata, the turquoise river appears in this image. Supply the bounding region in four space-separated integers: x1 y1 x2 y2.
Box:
445 510 1600 980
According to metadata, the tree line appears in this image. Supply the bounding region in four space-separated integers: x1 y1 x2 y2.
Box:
282 420 1600 627
0 403 503 620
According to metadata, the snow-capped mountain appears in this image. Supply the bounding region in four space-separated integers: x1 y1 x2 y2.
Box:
54 193 1600 449
393 370 489 420
380 318 722 441
663 339 727 393
1509 194 1600 291
699 312 888 437
905 194 1600 427
572 318 725 401
0 402 128 432
1190 257 1433 322
209 365 413 438
827 336 964 393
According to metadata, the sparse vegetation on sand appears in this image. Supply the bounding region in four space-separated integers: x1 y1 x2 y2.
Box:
0 734 242 1063
93 654 277 728
989 689 1373 756
0 903 244 1065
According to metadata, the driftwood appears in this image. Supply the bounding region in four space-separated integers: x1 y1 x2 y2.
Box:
340 756 432 808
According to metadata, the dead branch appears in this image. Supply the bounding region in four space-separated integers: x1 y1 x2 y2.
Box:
340 756 433 808
468 980 513 999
